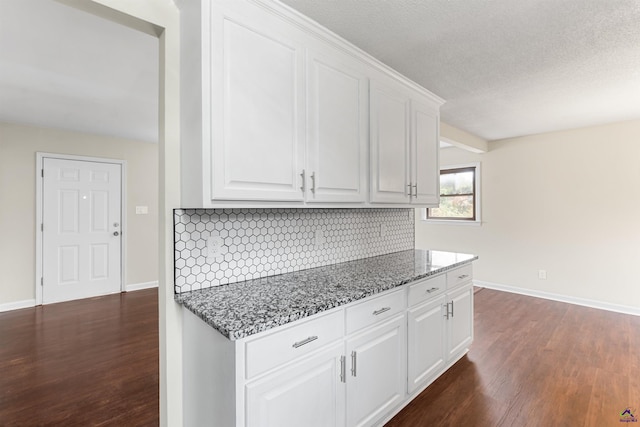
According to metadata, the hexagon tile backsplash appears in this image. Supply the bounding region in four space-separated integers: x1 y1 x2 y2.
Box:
174 208 415 294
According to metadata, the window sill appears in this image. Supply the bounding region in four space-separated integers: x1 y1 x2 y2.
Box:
422 219 482 227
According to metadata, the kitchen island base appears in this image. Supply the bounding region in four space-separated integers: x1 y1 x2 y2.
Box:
181 255 475 427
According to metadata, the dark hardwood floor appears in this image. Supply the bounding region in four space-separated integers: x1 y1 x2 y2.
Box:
387 288 640 427
1 287 638 426
0 289 158 426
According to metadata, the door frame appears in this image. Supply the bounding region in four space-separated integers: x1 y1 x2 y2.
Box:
35 152 127 305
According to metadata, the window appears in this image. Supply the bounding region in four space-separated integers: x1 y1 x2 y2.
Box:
426 163 480 223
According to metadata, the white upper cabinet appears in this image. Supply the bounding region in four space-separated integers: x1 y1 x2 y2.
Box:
370 77 442 206
210 1 306 202
180 0 443 207
305 47 368 203
369 79 411 204
411 98 441 205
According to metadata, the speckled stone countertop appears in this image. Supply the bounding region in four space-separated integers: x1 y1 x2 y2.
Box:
176 249 477 340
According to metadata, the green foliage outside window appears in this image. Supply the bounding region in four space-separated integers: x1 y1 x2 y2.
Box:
428 168 476 220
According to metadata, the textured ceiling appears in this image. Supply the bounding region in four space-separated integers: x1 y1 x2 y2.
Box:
1 1 639 143
282 0 640 141
0 0 158 143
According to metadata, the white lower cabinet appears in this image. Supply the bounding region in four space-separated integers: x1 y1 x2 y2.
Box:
406 266 474 396
245 343 346 427
346 315 405 427
407 295 446 393
244 310 405 427
182 266 474 426
446 283 474 360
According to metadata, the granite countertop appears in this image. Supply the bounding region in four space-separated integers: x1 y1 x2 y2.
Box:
176 249 478 340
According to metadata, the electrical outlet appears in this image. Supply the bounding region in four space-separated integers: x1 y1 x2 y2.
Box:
207 234 225 262
538 270 547 280
380 223 388 237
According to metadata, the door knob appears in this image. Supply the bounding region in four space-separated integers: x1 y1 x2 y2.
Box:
113 231 120 236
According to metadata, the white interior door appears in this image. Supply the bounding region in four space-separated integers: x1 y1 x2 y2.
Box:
42 158 122 304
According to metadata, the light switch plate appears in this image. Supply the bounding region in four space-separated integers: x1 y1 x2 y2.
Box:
135 206 148 215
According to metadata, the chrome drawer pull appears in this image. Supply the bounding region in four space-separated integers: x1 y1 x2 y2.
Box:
443 304 449 319
292 335 318 348
458 274 469 280
340 355 346 383
425 287 440 293
372 307 391 316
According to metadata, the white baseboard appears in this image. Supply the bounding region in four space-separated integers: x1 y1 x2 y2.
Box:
0 284 157 312
125 281 159 292
474 280 640 317
0 299 36 313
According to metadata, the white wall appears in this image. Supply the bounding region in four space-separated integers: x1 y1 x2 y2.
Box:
0 122 158 305
72 1 183 426
416 119 640 311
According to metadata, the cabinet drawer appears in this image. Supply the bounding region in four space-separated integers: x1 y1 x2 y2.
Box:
245 310 344 379
407 274 446 307
447 264 473 289
346 289 405 335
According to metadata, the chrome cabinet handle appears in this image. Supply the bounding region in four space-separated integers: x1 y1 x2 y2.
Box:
372 307 391 316
444 302 454 318
412 184 418 197
458 274 469 280
351 351 357 377
407 183 412 196
340 355 346 383
426 287 440 294
443 304 449 319
310 172 316 194
300 170 306 193
292 335 318 348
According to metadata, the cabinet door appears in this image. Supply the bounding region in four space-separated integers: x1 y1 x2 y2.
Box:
446 283 474 360
210 2 306 201
306 48 368 203
346 315 405 427
407 295 446 393
369 80 411 204
245 343 345 427
411 99 440 205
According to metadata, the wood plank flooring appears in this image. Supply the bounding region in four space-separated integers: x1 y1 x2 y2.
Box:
1 287 638 426
386 288 640 427
0 289 158 426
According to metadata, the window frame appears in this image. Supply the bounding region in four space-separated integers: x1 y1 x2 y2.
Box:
423 162 481 225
